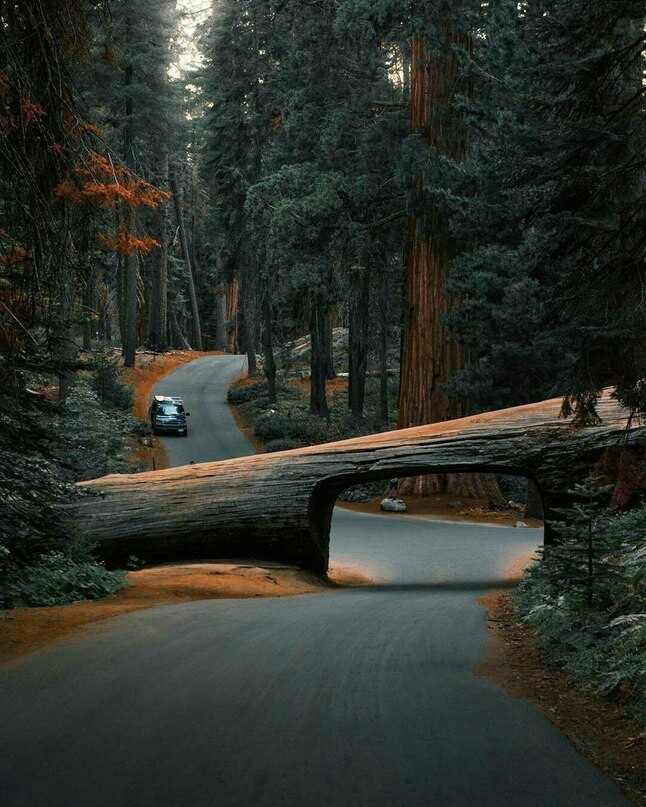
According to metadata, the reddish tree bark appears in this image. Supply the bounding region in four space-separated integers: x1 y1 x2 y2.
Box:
398 26 504 505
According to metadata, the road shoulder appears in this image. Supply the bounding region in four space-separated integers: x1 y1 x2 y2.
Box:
477 581 645 804
0 562 370 666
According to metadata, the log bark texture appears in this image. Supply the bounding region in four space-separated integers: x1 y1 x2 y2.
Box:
75 391 645 574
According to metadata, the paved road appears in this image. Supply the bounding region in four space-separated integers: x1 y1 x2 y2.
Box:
0 356 630 806
0 514 628 806
152 354 255 465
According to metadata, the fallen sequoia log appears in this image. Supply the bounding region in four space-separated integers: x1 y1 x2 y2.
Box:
75 391 645 573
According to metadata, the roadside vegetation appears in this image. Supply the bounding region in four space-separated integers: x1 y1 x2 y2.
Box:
0 353 142 609
515 479 646 725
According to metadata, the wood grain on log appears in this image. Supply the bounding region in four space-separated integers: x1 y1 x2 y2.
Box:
75 391 644 573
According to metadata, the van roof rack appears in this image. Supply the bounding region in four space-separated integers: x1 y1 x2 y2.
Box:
154 394 184 404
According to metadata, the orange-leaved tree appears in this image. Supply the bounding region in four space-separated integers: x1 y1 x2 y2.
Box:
55 151 170 366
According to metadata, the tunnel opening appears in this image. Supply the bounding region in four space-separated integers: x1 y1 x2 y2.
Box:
308 467 545 578
328 470 544 589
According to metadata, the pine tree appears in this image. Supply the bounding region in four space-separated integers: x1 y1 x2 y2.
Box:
445 0 646 421
0 0 97 565
88 0 181 359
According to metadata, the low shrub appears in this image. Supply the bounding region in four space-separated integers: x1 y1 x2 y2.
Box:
254 413 301 442
497 474 528 504
227 382 268 405
61 379 139 481
1 551 126 609
252 394 271 410
338 481 385 503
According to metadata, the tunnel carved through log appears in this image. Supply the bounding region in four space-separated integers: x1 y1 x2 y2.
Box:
74 391 645 573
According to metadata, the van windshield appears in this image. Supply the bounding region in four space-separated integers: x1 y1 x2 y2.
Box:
159 403 184 415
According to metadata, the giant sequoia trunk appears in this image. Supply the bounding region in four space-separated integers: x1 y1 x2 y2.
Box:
226 275 239 353
214 287 228 351
398 26 503 505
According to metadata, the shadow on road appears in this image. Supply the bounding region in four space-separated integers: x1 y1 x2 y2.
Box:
348 579 520 593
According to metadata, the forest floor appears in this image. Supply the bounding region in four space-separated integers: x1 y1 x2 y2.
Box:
2 351 643 801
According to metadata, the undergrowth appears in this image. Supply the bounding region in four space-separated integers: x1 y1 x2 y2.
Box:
515 479 646 724
227 373 395 449
1 550 126 608
1 360 139 610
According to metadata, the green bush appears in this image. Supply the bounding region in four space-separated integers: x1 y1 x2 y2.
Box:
1 551 126 609
90 350 134 410
254 413 302 442
227 382 268 405
61 379 139 481
515 485 646 723
339 480 385 503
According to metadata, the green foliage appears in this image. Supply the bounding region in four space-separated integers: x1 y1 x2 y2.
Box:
338 480 385 503
90 350 134 410
1 551 126 609
253 413 303 442
227 382 273 405
515 482 646 723
60 378 139 482
445 0 646 418
201 0 406 415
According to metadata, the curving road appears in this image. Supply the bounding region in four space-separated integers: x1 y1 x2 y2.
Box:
0 356 629 806
152 354 255 465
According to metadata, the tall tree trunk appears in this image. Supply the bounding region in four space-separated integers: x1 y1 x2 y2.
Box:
243 312 257 376
323 310 336 380
310 290 329 419
148 154 169 352
398 24 504 505
214 287 227 351
121 209 138 368
81 242 94 351
378 259 389 425
169 303 191 350
348 264 369 418
261 285 277 403
227 276 239 353
169 164 202 351
239 264 257 376
121 16 138 368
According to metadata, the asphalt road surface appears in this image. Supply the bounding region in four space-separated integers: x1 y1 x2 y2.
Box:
152 354 255 465
0 357 630 806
